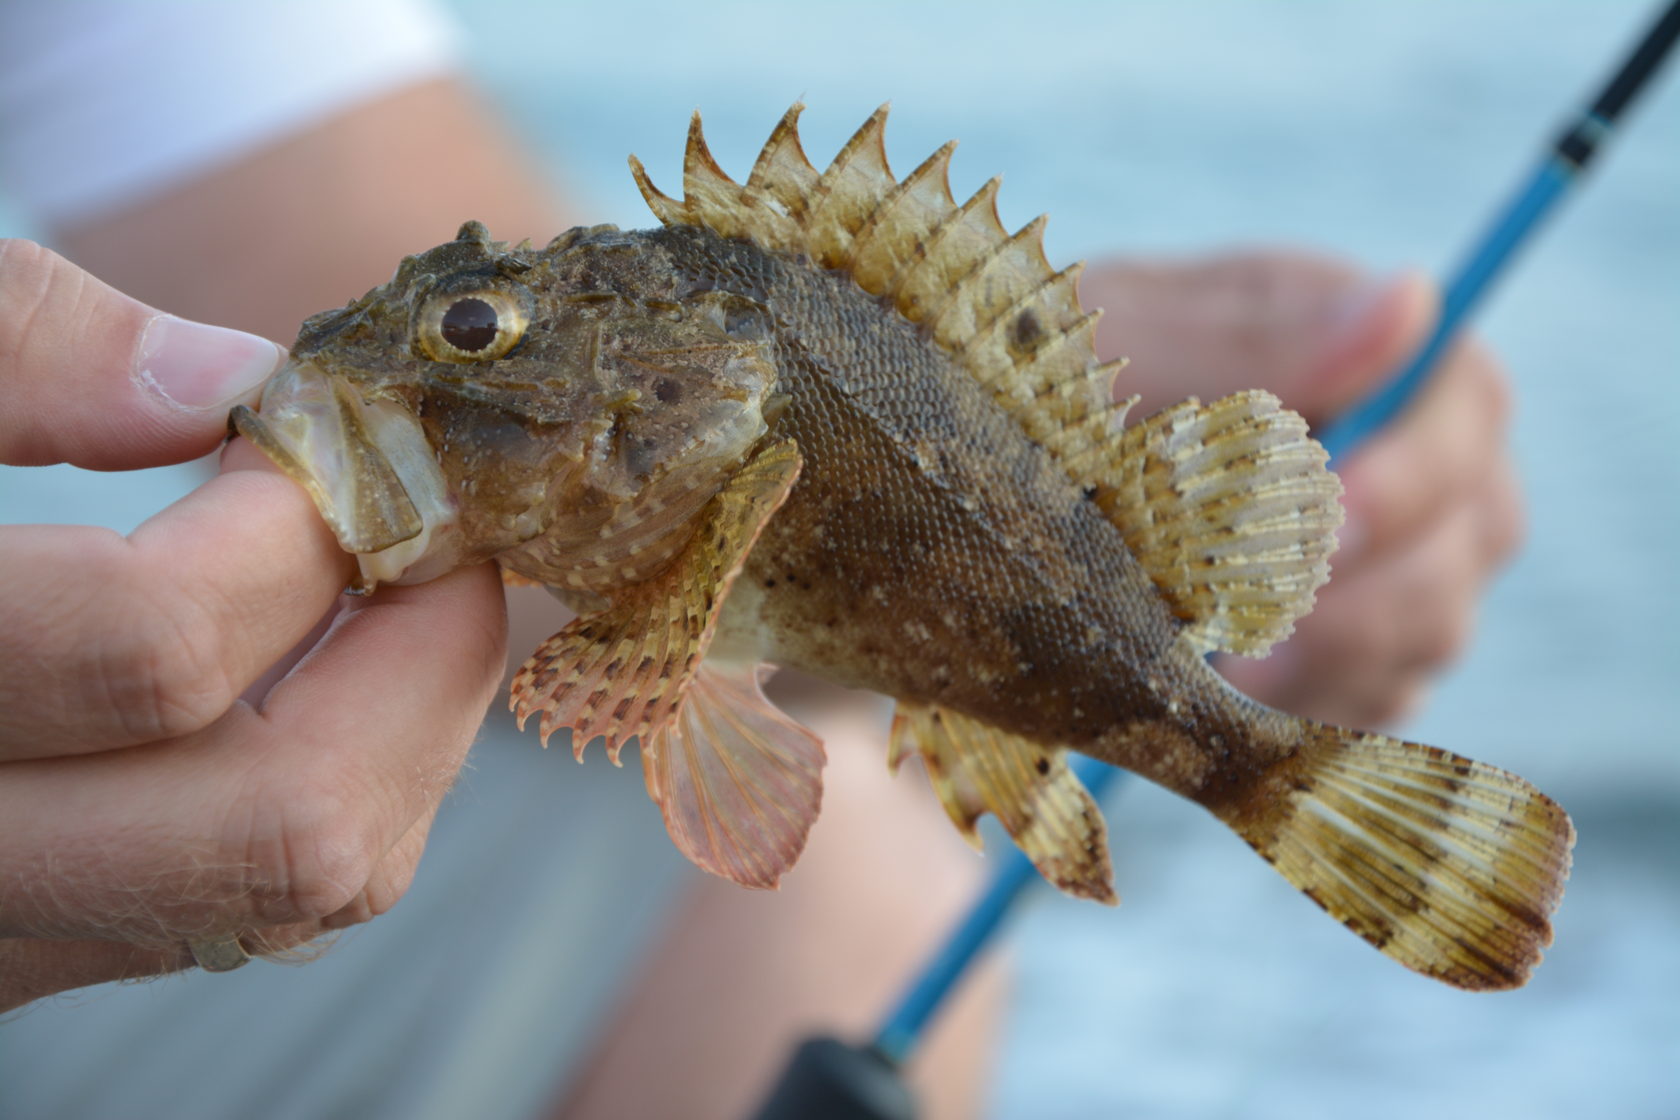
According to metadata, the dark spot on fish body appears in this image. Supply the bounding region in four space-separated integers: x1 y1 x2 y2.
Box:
1009 310 1043 354
654 378 683 403
1034 756 1051 776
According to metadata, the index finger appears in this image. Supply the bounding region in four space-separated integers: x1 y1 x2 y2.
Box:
1335 337 1513 570
0 459 352 758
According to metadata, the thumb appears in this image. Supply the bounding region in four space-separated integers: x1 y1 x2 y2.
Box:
0 239 286 470
1088 254 1437 426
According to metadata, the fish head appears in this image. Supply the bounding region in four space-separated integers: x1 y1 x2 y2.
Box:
232 221 777 590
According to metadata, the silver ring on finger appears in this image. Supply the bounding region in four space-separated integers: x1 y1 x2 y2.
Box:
187 934 252 972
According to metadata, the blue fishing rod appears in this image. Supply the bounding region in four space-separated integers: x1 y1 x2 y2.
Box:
750 4 1680 1116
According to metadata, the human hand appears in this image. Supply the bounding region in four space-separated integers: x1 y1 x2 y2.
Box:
1084 251 1522 728
0 241 508 1012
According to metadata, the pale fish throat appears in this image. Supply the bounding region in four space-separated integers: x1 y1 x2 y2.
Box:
230 360 459 591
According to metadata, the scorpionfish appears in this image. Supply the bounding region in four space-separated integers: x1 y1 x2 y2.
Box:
232 105 1573 990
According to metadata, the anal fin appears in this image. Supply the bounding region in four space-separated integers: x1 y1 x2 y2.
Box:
890 704 1114 903
643 661 825 889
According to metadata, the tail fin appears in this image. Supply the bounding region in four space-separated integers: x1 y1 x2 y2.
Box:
1215 723 1574 990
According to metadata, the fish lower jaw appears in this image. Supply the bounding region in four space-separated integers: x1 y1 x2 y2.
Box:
233 362 461 591
346 398 462 589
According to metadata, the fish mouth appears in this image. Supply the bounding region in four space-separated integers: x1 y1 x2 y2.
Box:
230 361 459 590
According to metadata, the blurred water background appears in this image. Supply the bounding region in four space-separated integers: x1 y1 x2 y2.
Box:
3 1 1675 1116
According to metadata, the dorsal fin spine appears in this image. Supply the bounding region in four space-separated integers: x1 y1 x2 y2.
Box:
923 213 1052 347
635 104 1134 512
629 153 687 227
802 104 893 269
886 176 1003 323
845 141 959 296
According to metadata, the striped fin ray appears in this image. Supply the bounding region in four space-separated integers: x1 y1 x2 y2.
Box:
642 660 825 889
509 439 804 760
1098 390 1345 656
629 103 1119 450
889 703 1114 902
1221 723 1574 990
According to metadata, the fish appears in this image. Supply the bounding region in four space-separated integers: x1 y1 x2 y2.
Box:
231 104 1573 990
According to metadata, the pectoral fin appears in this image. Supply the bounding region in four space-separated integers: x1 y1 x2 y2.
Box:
510 438 803 760
642 661 825 889
890 704 1114 903
510 439 825 887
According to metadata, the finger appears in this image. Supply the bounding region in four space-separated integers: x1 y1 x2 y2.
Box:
0 938 192 1015
1477 454 1526 570
1 804 436 1014
318 805 440 931
0 562 507 942
0 463 351 757
1086 253 1434 424
1293 269 1437 426
0 239 285 470
1333 338 1511 571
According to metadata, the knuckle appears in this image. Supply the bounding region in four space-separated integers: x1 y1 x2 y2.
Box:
1307 602 1384 669
1485 466 1527 564
331 856 420 929
1485 368 1515 432
1418 608 1474 670
1366 680 1428 729
0 240 86 364
95 577 237 744
262 787 382 923
1464 342 1516 430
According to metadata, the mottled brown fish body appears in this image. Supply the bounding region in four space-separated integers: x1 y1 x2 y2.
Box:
639 225 1268 799
232 104 1573 991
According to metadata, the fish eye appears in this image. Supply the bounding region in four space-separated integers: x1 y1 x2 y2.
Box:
442 298 499 351
417 287 530 362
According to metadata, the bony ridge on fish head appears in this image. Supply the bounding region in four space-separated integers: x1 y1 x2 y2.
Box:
231 220 779 594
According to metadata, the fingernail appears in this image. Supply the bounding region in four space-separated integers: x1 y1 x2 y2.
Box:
134 313 286 411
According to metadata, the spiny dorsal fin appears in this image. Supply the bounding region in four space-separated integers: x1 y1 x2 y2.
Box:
629 103 1117 442
889 703 1114 902
632 108 1345 659
1098 390 1344 656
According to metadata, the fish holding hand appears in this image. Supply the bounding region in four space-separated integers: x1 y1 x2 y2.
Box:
233 105 1572 989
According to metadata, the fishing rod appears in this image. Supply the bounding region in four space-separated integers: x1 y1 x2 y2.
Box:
750 3 1680 1117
